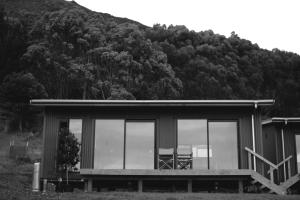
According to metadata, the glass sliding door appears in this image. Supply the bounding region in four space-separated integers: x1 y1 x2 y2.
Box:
208 121 238 169
125 121 155 169
296 135 300 173
177 119 208 169
94 120 124 169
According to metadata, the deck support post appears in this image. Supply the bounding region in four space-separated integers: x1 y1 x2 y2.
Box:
87 178 93 192
238 180 243 193
138 179 143 192
84 180 88 192
187 179 192 193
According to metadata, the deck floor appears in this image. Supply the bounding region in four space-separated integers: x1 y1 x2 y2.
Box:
80 169 253 177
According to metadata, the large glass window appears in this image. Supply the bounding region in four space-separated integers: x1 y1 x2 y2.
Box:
177 119 208 169
296 135 300 173
125 121 155 169
208 121 238 169
69 119 82 170
94 120 124 169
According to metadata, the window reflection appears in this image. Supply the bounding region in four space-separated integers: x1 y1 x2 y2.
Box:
125 122 154 169
94 120 124 169
209 121 238 169
69 119 82 170
296 135 300 173
177 119 208 169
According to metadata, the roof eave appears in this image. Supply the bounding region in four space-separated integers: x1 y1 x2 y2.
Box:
30 99 275 107
262 117 300 125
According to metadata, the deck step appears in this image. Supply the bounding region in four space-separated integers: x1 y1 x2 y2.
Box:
251 171 286 195
281 174 300 189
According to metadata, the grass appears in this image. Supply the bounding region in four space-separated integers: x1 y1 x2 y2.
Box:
25 191 300 200
0 131 42 200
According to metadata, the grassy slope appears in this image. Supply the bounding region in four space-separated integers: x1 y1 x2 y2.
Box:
31 192 300 200
0 131 42 200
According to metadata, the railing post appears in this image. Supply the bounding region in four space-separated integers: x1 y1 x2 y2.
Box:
269 167 274 184
287 159 291 179
248 152 252 170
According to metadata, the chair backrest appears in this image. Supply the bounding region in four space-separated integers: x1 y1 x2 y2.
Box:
159 148 174 155
177 145 192 155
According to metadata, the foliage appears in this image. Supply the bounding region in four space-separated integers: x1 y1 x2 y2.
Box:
0 72 48 131
56 128 80 173
0 0 300 125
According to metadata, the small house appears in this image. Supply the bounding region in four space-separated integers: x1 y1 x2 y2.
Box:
31 99 293 194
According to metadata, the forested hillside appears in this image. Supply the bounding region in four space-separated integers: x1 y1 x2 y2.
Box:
1 0 300 131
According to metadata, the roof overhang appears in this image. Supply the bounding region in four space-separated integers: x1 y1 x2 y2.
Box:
262 117 300 125
30 99 274 107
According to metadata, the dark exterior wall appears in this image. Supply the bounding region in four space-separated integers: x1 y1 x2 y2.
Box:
284 125 300 176
262 124 278 181
41 108 59 178
262 123 300 183
41 106 261 178
254 109 264 174
239 113 253 169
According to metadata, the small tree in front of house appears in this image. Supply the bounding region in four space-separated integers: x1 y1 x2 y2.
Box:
56 128 80 186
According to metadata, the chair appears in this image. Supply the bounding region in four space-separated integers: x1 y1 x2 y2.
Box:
176 145 193 169
158 148 174 169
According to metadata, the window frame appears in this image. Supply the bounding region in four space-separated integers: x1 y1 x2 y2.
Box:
93 118 157 170
207 119 239 170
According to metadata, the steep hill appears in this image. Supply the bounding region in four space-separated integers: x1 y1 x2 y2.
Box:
0 0 300 132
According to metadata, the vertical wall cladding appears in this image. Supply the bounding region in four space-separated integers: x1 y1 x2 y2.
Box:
274 124 300 182
42 107 59 178
262 125 277 163
239 114 253 169
254 108 264 174
262 124 278 180
81 118 94 169
158 115 175 149
284 125 298 176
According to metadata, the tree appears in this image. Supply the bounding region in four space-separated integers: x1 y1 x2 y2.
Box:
56 128 80 185
0 72 48 132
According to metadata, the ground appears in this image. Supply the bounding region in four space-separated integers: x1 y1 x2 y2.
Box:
24 192 300 200
0 131 300 200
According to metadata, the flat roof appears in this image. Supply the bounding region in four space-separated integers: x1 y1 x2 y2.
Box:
30 99 274 107
262 117 300 125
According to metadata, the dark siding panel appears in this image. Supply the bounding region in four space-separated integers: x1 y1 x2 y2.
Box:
159 115 175 148
81 118 94 169
284 126 297 176
262 125 277 163
262 125 277 180
239 114 252 169
254 109 264 174
42 108 59 178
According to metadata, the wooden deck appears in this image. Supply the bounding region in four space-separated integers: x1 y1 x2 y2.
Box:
80 169 253 177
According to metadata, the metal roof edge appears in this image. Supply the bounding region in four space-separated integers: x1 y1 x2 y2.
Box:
262 117 300 125
30 99 275 107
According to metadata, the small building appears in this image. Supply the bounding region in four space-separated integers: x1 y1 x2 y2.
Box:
262 118 300 191
30 99 293 194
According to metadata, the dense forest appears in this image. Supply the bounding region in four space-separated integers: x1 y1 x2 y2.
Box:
0 0 300 132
